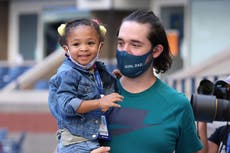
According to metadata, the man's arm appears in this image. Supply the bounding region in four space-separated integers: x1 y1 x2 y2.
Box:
90 146 110 153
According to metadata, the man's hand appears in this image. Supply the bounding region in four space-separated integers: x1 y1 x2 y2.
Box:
90 146 110 153
112 69 122 79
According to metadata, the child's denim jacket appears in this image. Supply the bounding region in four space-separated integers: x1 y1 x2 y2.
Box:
48 58 118 140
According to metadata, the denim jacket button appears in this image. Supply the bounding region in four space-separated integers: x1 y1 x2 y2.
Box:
95 120 99 124
92 134 97 138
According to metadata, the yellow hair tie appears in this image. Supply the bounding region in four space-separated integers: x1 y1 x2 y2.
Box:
57 24 66 36
99 25 107 36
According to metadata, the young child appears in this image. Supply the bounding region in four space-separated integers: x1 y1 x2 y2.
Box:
48 18 123 153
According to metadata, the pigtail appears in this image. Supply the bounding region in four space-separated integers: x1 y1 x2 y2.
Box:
91 19 107 40
57 24 66 36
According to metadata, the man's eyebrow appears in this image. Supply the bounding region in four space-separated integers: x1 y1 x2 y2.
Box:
130 39 143 44
117 38 123 41
117 38 143 45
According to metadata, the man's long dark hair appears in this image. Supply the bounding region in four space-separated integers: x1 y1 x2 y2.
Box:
121 9 172 74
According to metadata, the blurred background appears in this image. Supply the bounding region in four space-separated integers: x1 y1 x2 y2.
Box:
0 0 229 152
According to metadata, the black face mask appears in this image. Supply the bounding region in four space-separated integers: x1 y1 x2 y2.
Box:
116 49 153 78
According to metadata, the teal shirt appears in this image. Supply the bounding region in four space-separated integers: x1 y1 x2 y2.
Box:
105 78 202 153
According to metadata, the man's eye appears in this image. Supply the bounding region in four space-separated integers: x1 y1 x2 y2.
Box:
117 42 123 47
132 43 141 48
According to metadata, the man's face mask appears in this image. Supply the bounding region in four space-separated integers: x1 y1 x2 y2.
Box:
116 49 153 78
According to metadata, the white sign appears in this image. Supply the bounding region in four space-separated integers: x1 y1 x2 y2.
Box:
77 0 112 10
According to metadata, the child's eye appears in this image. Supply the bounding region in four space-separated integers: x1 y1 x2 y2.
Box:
72 43 79 46
88 41 96 45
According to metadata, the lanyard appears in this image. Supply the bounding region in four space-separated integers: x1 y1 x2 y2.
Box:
93 65 104 95
93 65 110 140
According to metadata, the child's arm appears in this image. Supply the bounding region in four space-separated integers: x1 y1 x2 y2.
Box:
77 93 123 113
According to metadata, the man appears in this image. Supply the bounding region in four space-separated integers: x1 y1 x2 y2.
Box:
95 9 202 153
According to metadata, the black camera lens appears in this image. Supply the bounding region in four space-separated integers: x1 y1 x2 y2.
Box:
191 94 230 122
215 98 230 121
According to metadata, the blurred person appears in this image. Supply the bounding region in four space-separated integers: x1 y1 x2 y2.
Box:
97 9 202 153
198 75 230 153
198 123 230 153
48 18 123 153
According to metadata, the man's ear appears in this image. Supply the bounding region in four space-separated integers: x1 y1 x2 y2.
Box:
152 44 163 58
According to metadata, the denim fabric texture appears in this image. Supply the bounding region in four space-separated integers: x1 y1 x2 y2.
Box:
57 139 100 153
48 58 119 140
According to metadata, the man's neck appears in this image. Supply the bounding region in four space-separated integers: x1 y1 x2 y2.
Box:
120 70 156 93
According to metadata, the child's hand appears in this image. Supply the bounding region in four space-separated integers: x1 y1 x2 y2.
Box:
99 93 123 112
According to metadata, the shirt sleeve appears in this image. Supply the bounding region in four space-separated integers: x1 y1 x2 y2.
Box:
175 99 203 153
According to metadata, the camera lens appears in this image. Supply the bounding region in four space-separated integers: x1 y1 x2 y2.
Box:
215 98 230 121
191 94 230 122
191 94 216 122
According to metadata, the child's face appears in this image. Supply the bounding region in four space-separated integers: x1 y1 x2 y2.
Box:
65 25 101 66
